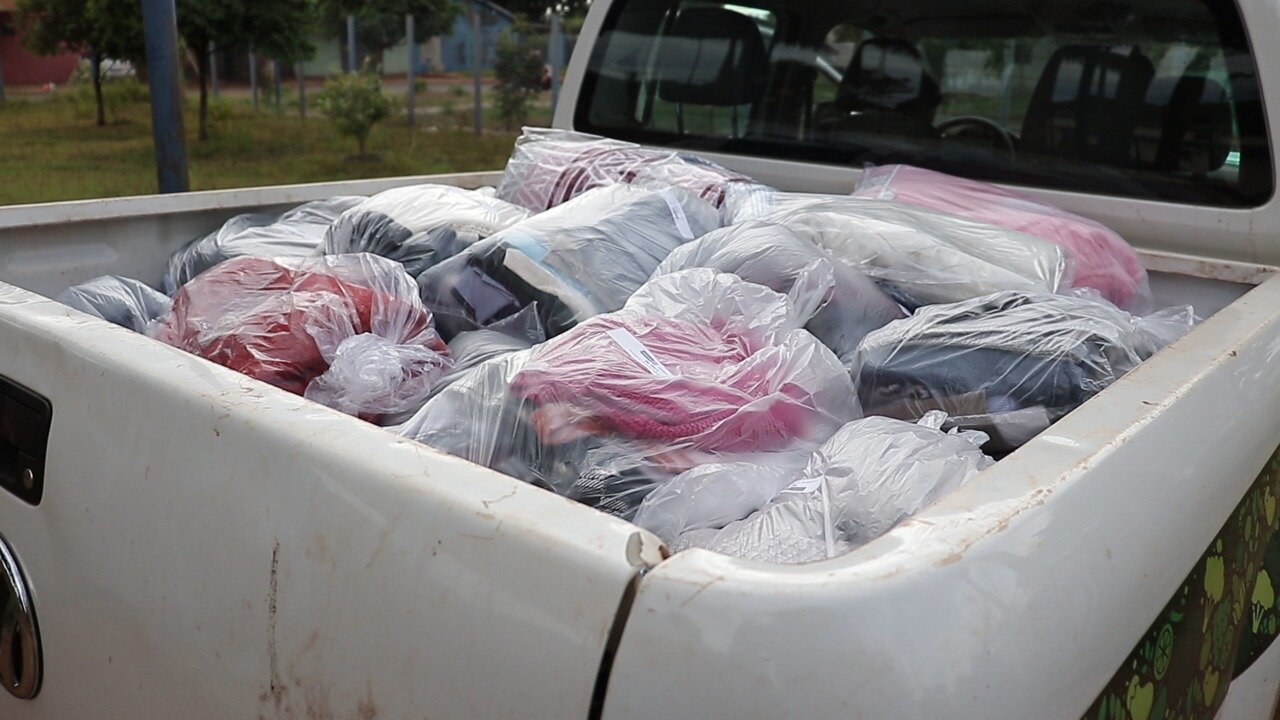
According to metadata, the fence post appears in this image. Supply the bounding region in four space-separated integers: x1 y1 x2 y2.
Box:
406 14 416 127
273 59 282 112
549 14 563 117
297 63 306 118
471 2 483 135
140 0 190 193
249 51 259 110
347 15 358 72
209 42 218 97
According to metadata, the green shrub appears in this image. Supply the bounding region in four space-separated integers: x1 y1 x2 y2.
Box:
493 22 544 131
315 69 393 157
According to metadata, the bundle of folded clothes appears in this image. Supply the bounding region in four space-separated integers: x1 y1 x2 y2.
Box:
726 187 1070 309
150 254 451 423
496 128 754 211
165 196 364 291
853 164 1153 313
57 275 172 333
653 220 905 365
642 412 993 563
852 290 1195 452
323 184 532 279
417 184 720 338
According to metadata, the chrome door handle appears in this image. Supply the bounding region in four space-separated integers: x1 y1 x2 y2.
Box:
0 535 40 699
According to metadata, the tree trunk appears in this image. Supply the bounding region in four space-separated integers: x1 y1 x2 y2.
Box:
196 41 210 142
91 51 105 127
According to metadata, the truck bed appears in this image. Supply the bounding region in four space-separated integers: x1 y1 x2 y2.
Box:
2 174 1278 719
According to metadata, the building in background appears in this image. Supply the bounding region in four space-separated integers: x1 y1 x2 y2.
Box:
302 0 515 78
0 0 80 86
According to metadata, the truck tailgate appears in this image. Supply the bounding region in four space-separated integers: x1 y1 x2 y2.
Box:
0 282 659 719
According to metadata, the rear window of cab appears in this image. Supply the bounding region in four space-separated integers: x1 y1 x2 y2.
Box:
576 0 1273 207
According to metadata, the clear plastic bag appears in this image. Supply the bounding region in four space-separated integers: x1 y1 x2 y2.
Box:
165 197 364 291
496 127 754 212
150 254 450 423
418 184 720 339
724 186 1070 308
653 220 905 364
399 268 859 505
854 164 1152 313
56 275 172 333
853 291 1197 451
632 451 812 544
679 412 993 563
323 184 533 279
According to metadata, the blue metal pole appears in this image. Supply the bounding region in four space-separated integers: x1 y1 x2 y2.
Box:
249 51 258 110
406 14 416 126
549 14 563 116
471 3 482 135
347 15 358 72
209 42 218 97
273 59 282 112
140 0 189 193
297 62 306 118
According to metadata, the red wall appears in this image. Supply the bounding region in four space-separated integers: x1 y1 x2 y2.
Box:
0 12 81 86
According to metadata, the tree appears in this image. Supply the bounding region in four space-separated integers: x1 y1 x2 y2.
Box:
16 0 144 127
176 0 315 141
493 21 542 130
493 0 589 21
316 68 392 157
319 0 458 70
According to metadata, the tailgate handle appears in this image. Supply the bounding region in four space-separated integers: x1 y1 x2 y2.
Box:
0 535 41 699
0 376 50 506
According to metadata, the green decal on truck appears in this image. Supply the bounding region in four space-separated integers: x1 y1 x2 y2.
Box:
1085 448 1280 720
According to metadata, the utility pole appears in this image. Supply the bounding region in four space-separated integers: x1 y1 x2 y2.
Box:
249 51 259 110
297 63 306 118
140 0 190 193
209 42 218 97
273 59 282 112
471 2 483 135
406 14 416 126
549 14 564 116
347 15 358 72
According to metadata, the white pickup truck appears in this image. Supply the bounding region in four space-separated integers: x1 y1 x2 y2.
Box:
2 0 1280 718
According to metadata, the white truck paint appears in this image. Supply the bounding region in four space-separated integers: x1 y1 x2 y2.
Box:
0 0 1279 718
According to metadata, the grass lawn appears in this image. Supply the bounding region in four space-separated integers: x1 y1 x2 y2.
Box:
0 87 548 206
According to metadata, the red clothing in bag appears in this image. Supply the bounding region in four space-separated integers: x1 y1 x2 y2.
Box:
151 256 448 413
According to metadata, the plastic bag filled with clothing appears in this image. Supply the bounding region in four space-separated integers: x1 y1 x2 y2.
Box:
854 164 1152 313
664 412 992 564
853 290 1197 452
378 306 548 427
418 184 720 339
323 184 533 279
57 275 172 333
653 220 905 365
496 128 755 212
150 254 451 423
164 196 365 291
726 187 1070 309
398 268 860 517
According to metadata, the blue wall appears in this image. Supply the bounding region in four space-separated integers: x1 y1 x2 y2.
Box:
437 7 511 72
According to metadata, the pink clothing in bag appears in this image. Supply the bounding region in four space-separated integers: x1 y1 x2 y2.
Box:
508 304 846 453
854 165 1151 313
